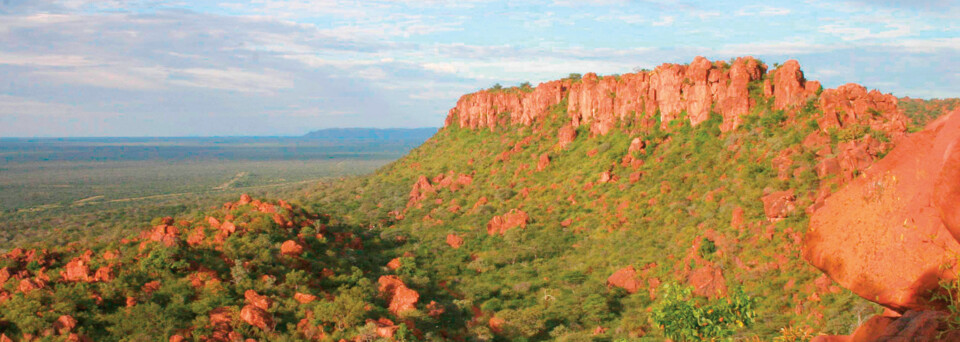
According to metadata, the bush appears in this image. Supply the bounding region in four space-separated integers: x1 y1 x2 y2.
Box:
651 284 756 341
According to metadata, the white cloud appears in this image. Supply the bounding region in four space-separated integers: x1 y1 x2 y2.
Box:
0 95 118 118
32 67 167 90
883 37 960 53
0 52 98 67
714 40 834 55
168 68 293 94
652 15 674 26
736 5 791 16
819 23 917 41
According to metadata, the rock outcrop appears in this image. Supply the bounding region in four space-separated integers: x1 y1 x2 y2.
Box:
444 57 909 152
280 240 304 256
818 84 906 139
486 209 529 235
606 266 641 293
937 146 960 239
446 234 464 249
770 60 819 110
447 56 768 134
812 310 960 342
804 109 960 312
761 190 796 221
378 275 419 315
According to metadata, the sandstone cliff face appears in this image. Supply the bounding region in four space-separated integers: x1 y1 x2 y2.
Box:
445 80 568 130
444 56 908 146
446 56 770 134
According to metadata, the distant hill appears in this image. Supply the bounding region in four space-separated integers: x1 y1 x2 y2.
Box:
302 127 438 141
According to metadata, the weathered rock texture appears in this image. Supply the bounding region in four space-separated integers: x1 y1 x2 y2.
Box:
444 57 909 148
803 109 960 312
606 266 640 293
486 209 529 235
446 56 770 134
378 275 420 315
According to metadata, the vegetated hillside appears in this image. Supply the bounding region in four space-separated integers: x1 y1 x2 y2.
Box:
0 195 416 341
303 57 958 340
0 56 956 342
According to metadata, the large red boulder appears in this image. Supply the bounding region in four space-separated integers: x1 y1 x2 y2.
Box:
378 275 419 315
761 190 796 221
60 258 91 282
486 209 529 235
146 224 179 247
804 109 960 312
0 267 10 284
606 266 641 293
935 137 960 239
240 305 273 330
558 125 577 148
53 315 77 335
407 176 435 208
18 278 45 293
446 234 464 249
280 240 304 256
536 154 550 171
244 290 271 310
294 292 317 304
93 266 114 282
370 318 400 339
688 265 727 299
814 310 960 342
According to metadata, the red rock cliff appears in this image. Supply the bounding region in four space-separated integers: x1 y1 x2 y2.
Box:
444 57 905 140
446 56 770 133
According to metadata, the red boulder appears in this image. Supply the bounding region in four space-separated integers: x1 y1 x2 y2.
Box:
244 289 271 310
446 234 464 249
804 109 960 312
486 209 529 235
606 266 641 293
54 315 77 335
558 125 577 148
240 305 274 330
935 136 960 239
387 257 402 270
761 190 796 221
280 240 304 256
378 275 419 315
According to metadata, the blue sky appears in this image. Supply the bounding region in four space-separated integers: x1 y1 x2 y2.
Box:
0 0 956 137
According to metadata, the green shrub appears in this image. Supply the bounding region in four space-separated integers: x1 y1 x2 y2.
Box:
651 284 756 341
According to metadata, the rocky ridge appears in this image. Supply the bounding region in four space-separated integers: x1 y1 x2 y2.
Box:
445 57 906 142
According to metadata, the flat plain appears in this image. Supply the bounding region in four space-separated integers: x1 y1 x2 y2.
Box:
0 134 430 248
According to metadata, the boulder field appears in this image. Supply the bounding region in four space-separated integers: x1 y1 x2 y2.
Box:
805 109 960 340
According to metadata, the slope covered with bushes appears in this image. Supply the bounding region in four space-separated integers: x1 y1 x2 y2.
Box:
1 56 957 341
301 57 955 340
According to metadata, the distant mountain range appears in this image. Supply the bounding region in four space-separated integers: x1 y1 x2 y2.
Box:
302 127 438 141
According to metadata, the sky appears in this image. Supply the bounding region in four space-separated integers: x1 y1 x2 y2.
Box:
0 0 957 137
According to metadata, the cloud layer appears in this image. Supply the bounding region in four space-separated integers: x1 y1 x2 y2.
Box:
0 0 956 136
